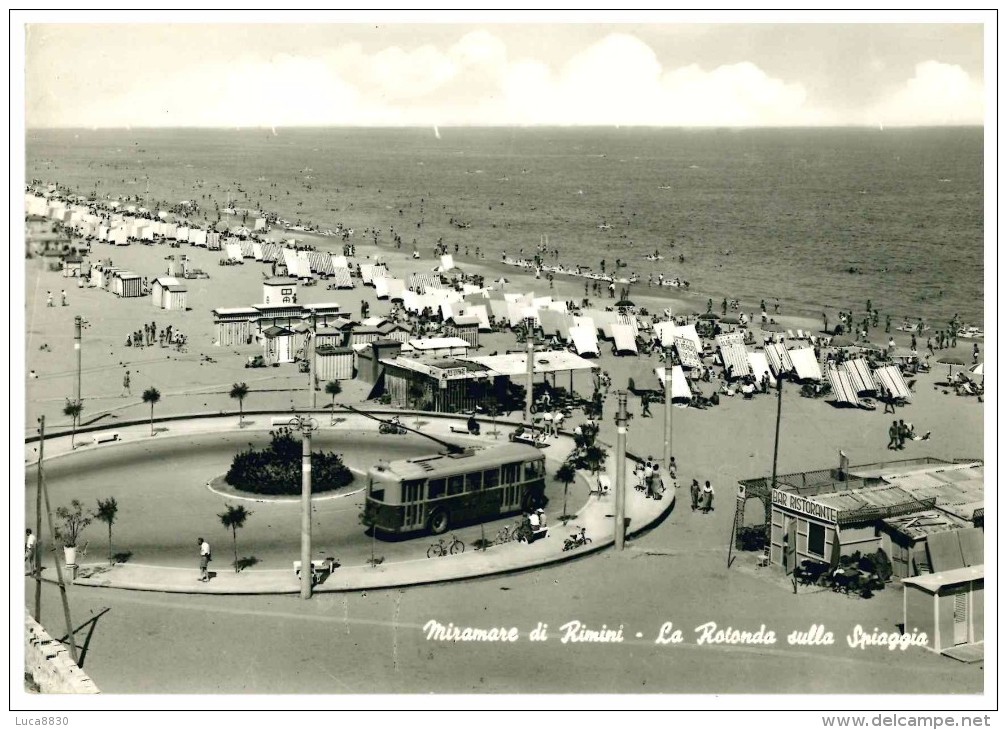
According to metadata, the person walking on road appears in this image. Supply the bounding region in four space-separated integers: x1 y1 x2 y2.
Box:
122 370 131 397
700 482 715 513
198 537 211 582
25 529 37 570
888 421 900 450
641 392 652 417
690 479 701 511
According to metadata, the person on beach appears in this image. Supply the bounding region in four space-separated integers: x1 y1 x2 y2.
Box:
690 480 701 511
198 537 211 582
46 291 53 307
701 481 715 513
888 421 899 450
25 529 37 569
885 315 891 333
641 393 652 417
897 420 908 449
122 370 131 396
61 290 68 306
973 343 980 364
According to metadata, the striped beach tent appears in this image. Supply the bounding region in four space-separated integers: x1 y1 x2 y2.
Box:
843 358 876 395
654 322 701 350
261 243 281 263
826 367 860 407
309 251 334 275
764 342 794 376
719 343 752 380
240 240 256 259
873 365 912 402
330 268 354 288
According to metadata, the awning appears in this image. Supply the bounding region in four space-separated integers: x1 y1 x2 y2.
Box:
655 365 693 401
673 337 702 369
463 351 600 377
788 347 822 381
611 324 638 354
748 351 776 386
655 322 701 350
873 365 912 401
764 342 793 375
570 325 600 357
843 358 876 395
719 343 752 380
826 367 859 406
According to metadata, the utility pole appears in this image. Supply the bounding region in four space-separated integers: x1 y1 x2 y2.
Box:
663 347 673 470
289 415 319 599
770 374 784 525
74 316 82 404
33 417 45 621
38 416 79 664
614 391 628 551
524 337 535 424
308 311 317 409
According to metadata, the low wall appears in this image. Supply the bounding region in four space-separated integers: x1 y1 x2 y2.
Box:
24 616 100 694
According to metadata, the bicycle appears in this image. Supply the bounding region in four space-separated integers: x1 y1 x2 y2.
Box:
494 522 522 545
563 527 592 552
427 534 465 558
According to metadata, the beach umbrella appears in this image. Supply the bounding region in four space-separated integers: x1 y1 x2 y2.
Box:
970 362 984 376
720 316 741 325
938 354 966 381
761 322 785 333
829 335 856 348
698 313 720 321
615 299 636 307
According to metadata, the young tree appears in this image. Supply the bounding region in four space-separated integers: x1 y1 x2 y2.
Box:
555 461 577 524
230 382 250 426
94 497 118 566
63 398 83 449
218 503 252 573
142 387 161 436
324 380 342 424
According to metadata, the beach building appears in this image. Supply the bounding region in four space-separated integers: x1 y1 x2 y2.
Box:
62 255 84 279
151 276 181 307
213 307 261 346
260 326 296 365
740 458 983 577
314 345 355 381
262 278 298 305
111 270 144 298
381 356 502 412
404 337 471 358
356 339 406 387
444 315 481 349
377 321 412 343
313 328 349 349
903 566 984 657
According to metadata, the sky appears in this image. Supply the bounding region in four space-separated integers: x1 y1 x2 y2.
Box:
23 21 986 128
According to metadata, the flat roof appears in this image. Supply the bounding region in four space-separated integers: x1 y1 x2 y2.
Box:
902 565 984 592
373 442 542 481
212 306 261 316
882 511 967 541
409 337 471 350
463 350 600 377
263 277 298 285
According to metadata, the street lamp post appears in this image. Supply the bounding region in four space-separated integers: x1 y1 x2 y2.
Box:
663 347 673 470
614 391 628 551
524 337 535 424
74 316 82 404
288 415 319 599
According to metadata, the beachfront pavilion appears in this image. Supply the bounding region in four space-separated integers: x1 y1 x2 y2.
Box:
739 457 983 577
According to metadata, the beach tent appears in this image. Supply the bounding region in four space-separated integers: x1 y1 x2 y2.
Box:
330 268 354 288
408 272 441 291
673 337 703 369
655 365 693 401
373 277 391 299
826 367 860 407
282 248 301 277
110 227 129 246
539 309 569 340
252 242 264 261
190 229 208 247
719 343 752 380
873 365 912 402
225 242 244 264
438 254 456 272
466 304 492 332
843 358 876 395
297 251 314 278
716 332 746 348
748 352 776 387
569 325 600 357
654 322 701 350
151 276 181 307
309 251 334 275
486 298 509 321
331 254 349 270
788 347 823 381
240 240 256 259
611 324 639 355
261 243 280 263
764 342 794 376
386 279 406 301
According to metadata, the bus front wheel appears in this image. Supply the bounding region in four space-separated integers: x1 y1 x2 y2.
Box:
428 510 450 535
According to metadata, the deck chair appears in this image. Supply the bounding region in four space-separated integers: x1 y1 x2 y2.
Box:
786 329 796 339
796 329 805 339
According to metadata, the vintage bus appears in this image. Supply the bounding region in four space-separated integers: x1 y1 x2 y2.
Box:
362 443 548 536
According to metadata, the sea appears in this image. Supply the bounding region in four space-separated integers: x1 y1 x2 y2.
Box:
25 126 984 327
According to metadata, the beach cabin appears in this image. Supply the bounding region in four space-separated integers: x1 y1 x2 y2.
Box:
260 326 296 365
314 345 355 381
313 328 349 349
349 326 386 347
444 315 481 349
903 566 984 656
62 255 83 279
254 217 267 231
355 339 405 386
162 283 188 311
302 303 350 329
377 321 412 343
262 277 298 305
151 276 181 307
213 307 261 347
878 512 971 579
380 356 502 413
111 271 144 298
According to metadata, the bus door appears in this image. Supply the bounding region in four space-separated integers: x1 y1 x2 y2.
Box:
402 479 427 531
500 462 523 511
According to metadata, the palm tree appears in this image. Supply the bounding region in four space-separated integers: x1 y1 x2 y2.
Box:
324 380 342 424
94 497 118 566
555 462 577 523
230 382 250 426
142 387 161 436
63 398 83 449
218 503 252 573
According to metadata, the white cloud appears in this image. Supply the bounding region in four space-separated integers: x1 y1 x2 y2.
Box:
870 61 984 126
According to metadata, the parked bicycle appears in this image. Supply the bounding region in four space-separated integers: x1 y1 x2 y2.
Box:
563 526 591 551
494 522 523 545
427 534 465 558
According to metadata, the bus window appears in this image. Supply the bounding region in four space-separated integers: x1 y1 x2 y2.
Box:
484 468 500 489
501 462 521 484
403 479 425 503
447 474 464 496
370 488 385 502
465 472 483 492
524 459 545 481
428 478 445 499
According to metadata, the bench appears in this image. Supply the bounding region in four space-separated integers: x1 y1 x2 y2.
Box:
293 557 337 585
450 426 479 435
93 432 120 445
509 433 550 448
272 417 296 427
